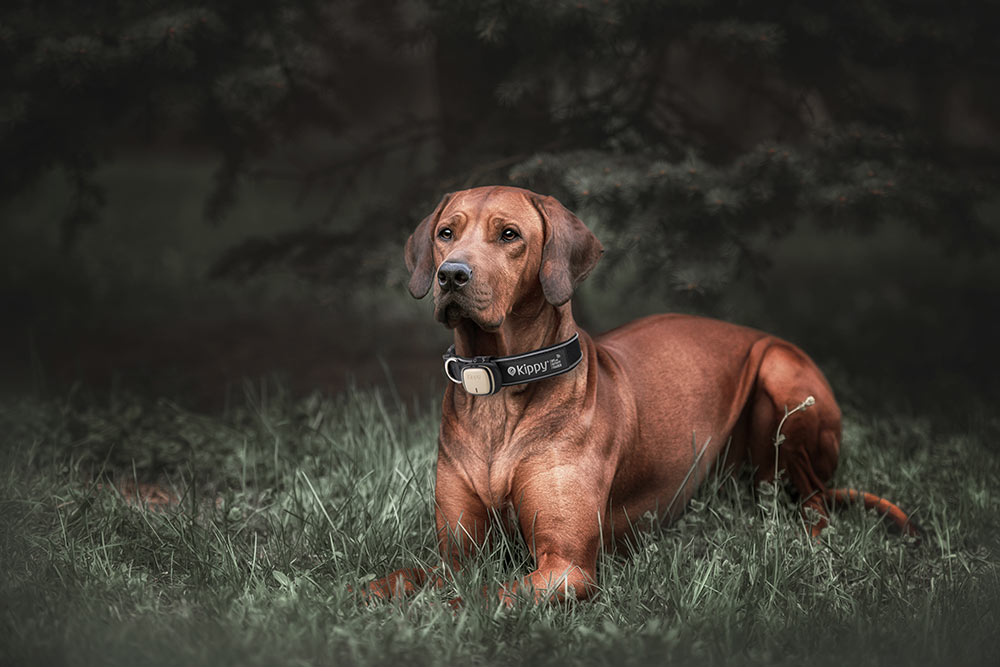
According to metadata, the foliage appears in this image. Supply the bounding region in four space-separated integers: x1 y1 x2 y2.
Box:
2 1 997 303
2 386 999 666
458 0 1000 307
0 0 413 240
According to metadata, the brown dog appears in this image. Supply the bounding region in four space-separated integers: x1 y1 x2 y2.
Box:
368 185 916 604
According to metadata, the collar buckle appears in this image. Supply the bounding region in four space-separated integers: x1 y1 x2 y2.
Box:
442 346 463 384
443 348 501 394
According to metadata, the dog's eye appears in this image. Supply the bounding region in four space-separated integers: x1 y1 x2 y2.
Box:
501 228 520 242
437 228 453 241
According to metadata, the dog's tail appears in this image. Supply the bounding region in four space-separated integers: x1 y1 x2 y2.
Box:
816 488 921 540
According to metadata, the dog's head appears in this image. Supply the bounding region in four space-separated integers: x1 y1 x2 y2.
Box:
405 186 604 331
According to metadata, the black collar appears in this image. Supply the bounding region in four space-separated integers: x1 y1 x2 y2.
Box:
442 333 583 396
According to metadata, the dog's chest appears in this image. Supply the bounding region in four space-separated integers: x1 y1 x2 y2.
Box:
442 396 532 509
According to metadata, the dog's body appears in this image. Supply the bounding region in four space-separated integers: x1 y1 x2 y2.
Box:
368 185 911 604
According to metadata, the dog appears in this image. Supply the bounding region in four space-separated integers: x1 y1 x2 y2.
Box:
367 185 917 605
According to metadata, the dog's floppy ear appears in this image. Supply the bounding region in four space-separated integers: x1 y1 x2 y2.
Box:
529 194 604 306
405 193 453 299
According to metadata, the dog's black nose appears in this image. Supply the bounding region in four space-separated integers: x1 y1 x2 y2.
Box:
437 261 472 291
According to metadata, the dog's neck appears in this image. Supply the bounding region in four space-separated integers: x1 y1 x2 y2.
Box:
452 299 577 359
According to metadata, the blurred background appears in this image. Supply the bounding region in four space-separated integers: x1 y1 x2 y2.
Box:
1 0 998 420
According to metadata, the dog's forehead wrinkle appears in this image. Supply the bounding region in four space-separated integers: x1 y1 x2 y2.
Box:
448 188 539 228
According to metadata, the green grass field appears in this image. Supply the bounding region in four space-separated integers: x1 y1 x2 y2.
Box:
2 384 998 666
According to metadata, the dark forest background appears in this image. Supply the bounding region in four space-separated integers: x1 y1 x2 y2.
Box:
2 0 998 420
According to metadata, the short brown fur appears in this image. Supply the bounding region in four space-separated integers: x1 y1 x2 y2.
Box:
371 186 916 605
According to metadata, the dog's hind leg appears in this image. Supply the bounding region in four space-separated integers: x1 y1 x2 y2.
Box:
746 342 842 537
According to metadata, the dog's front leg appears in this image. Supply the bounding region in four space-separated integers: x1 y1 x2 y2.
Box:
365 459 488 601
496 552 599 606
492 464 608 606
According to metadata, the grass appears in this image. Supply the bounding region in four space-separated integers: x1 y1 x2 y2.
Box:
1 382 998 666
